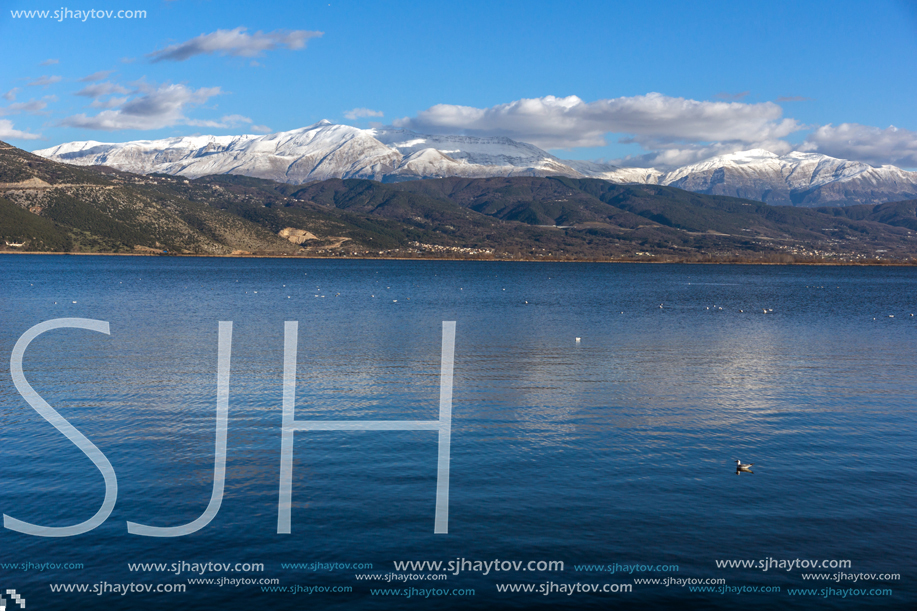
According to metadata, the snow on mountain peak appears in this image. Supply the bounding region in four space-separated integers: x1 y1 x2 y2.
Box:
31 126 917 206
720 149 781 162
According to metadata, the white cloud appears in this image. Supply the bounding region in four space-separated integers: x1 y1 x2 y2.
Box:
3 88 20 102
715 91 750 100
61 84 222 131
90 96 129 109
394 93 802 150
801 123 917 168
79 70 115 83
184 114 255 129
39 59 59 66
612 139 794 169
0 99 49 116
182 115 271 133
75 82 132 98
148 27 323 62
344 107 384 120
0 119 41 140
27 75 62 87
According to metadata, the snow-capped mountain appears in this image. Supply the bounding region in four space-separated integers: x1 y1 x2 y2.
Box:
39 121 402 184
657 149 917 205
35 121 584 184
34 122 917 206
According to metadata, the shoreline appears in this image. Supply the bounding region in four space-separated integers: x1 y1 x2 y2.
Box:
2 250 915 266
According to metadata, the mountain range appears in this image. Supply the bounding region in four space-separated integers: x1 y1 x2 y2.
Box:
4 139 917 262
34 122 917 207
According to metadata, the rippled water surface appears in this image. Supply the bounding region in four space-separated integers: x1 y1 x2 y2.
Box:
1 255 915 609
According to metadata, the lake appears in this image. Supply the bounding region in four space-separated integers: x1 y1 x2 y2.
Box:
0 255 914 610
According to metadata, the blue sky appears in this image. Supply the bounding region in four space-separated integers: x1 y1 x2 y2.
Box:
1 0 915 169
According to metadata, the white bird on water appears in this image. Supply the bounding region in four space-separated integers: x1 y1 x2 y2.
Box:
735 459 754 470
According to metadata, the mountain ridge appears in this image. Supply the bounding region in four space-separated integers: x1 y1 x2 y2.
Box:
5 139 917 263
35 122 917 207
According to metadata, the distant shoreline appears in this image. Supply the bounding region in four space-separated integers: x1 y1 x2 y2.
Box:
2 250 915 266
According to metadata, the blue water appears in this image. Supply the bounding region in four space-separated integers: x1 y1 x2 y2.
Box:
1 255 915 610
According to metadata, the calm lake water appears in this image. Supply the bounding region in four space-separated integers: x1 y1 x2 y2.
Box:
1 255 914 610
